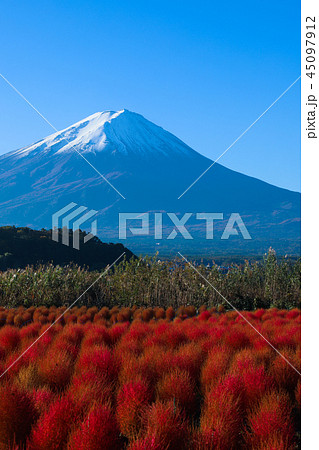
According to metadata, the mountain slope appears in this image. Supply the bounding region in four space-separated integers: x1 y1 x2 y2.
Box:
0 109 300 256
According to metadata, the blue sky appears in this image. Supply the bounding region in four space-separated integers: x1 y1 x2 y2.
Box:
0 0 300 191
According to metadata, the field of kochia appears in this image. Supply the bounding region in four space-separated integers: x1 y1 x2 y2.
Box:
0 306 300 449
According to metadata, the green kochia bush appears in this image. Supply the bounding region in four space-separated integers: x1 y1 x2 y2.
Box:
0 250 300 310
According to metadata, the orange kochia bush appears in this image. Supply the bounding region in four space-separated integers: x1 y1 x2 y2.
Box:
0 307 300 449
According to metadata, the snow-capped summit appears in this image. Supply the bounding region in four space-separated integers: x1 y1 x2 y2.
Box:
11 109 196 159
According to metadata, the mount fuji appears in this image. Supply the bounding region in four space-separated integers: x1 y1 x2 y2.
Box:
0 109 300 256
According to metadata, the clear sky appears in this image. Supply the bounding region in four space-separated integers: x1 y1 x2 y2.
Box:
0 0 300 191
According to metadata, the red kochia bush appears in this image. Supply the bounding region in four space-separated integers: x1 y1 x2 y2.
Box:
166 307 175 321
253 434 295 450
230 348 257 373
80 324 111 349
286 309 300 320
224 327 250 349
245 390 295 448
32 387 56 416
13 314 24 327
270 350 300 394
116 380 152 440
127 436 163 450
154 308 166 320
242 366 273 408
68 371 114 411
0 325 20 352
156 368 197 415
198 310 211 321
200 375 244 449
68 403 122 450
143 400 187 450
124 321 151 344
108 322 130 345
28 395 79 450
52 336 79 360
295 379 301 410
0 383 37 447
76 345 117 383
0 345 5 361
200 346 231 391
171 342 204 380
142 308 154 322
18 333 53 367
117 353 152 386
38 349 74 390
20 323 41 340
60 324 85 346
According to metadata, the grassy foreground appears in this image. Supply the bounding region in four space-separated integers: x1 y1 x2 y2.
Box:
0 250 300 310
